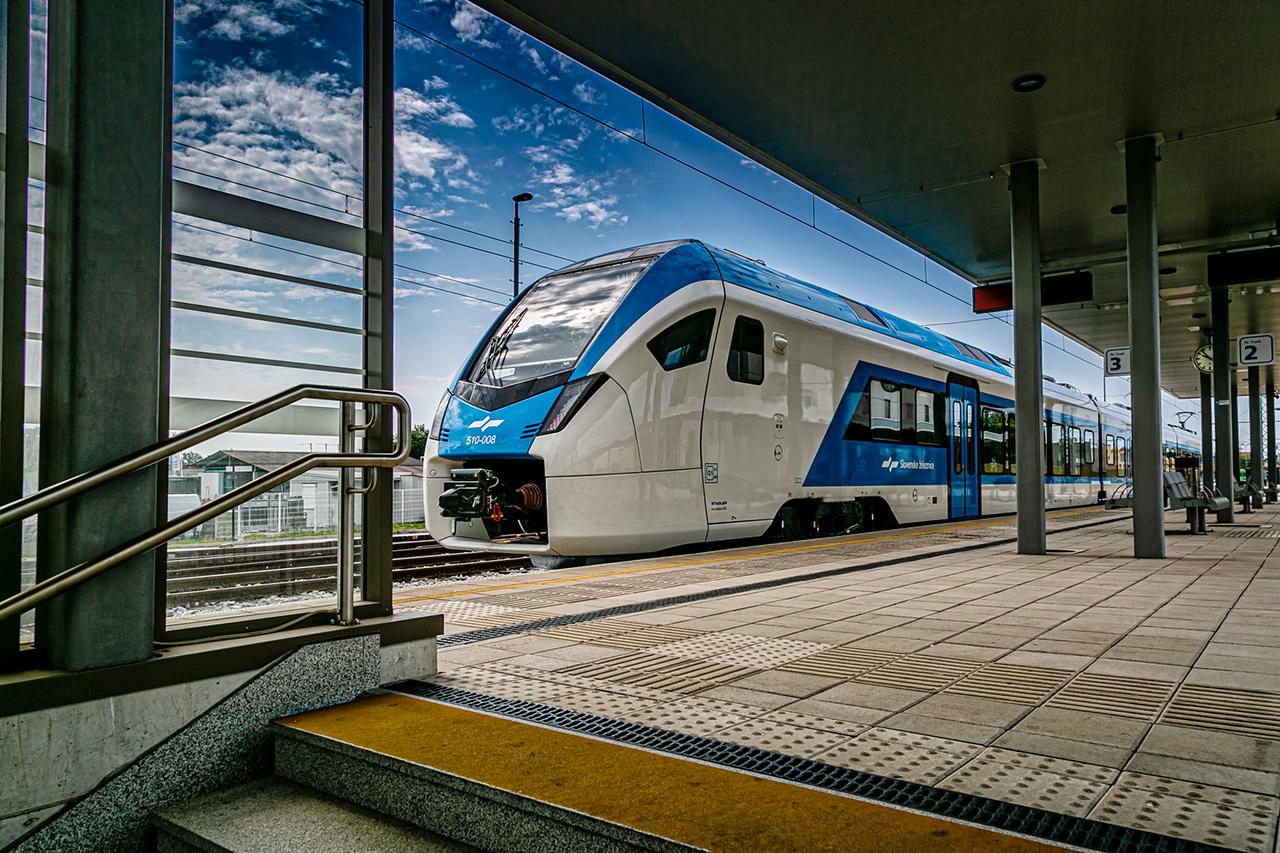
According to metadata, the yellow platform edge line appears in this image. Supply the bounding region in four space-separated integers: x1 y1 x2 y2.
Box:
279 692 1067 853
399 506 1107 604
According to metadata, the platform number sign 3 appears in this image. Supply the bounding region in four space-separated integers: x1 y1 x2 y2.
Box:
1238 334 1275 367
1104 347 1130 377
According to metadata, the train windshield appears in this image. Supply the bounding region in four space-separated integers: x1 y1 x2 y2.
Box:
467 259 650 386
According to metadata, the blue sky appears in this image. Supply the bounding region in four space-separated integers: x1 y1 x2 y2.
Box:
157 0 1195 450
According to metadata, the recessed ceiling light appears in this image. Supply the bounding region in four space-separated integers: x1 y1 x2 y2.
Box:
1159 266 1177 275
1110 205 1127 215
1012 74 1046 93
1192 312 1207 319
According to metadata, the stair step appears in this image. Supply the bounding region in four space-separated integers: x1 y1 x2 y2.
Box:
151 777 479 853
273 691 1062 853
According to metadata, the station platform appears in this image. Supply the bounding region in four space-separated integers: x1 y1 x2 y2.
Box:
371 505 1280 852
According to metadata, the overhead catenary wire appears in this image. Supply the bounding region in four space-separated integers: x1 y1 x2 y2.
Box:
391 16 1102 373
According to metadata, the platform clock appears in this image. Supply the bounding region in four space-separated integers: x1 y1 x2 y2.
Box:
1192 345 1213 373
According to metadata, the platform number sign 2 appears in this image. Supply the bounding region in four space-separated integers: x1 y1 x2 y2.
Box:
1104 347 1130 377
1238 334 1275 367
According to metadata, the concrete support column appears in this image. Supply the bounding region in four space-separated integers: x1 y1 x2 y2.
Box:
1124 136 1164 558
1268 382 1277 501
1249 367 1263 507
1009 161 1045 555
35 0 166 669
1200 371 1213 494
1212 287 1234 522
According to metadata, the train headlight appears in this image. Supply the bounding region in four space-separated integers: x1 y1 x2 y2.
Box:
538 373 607 435
429 392 451 441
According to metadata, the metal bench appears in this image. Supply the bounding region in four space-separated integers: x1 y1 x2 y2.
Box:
1105 472 1228 533
1235 480 1262 513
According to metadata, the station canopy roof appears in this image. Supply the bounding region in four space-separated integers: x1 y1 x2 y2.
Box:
476 0 1280 397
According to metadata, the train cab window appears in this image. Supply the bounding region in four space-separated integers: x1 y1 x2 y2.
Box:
916 390 946 447
981 407 1006 474
870 380 902 441
727 316 764 384
646 309 716 371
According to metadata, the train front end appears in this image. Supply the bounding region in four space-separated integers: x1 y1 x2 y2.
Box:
424 240 708 559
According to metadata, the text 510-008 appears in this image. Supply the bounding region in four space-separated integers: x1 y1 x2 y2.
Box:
466 434 498 445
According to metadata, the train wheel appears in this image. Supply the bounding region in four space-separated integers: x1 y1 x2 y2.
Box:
766 506 807 542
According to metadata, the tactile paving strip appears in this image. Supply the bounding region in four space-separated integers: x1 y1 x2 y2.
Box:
713 719 852 757
815 727 984 786
559 651 760 694
434 536 1033 648
586 625 707 650
430 514 1131 650
1044 672 1176 720
778 646 899 679
386 682 1235 853
1089 786 1277 853
944 663 1076 705
531 619 655 645
940 749 1117 817
704 636 832 669
853 653 984 692
1159 683 1280 739
646 632 761 660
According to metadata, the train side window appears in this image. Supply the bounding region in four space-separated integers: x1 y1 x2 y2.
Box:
966 403 976 475
1105 434 1117 469
646 309 716 371
727 316 764 384
1083 429 1096 466
916 390 946 447
1068 426 1082 476
870 380 902 441
981 407 1005 474
1048 422 1064 476
952 400 963 474
1007 411 1016 474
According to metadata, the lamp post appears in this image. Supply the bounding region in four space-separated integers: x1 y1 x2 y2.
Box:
512 192 533 298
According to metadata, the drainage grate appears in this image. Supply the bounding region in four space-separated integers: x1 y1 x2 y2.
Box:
560 651 759 694
387 682 1235 853
945 663 1076 705
779 646 899 679
853 653 984 693
1159 684 1280 739
1045 672 1176 720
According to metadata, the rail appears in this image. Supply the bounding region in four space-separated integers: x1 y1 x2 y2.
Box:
0 385 410 628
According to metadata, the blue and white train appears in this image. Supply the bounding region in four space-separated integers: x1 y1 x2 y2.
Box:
425 239 1188 560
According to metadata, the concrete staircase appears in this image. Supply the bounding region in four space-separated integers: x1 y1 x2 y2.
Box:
151 689 1058 853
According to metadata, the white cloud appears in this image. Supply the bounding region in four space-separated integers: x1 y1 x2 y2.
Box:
449 3 497 47
572 82 601 105
396 86 475 128
394 28 430 52
174 0 332 42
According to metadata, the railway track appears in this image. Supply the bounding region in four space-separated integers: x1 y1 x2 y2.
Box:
165 532 531 608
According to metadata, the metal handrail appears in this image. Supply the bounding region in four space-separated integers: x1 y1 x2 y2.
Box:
0 385 410 627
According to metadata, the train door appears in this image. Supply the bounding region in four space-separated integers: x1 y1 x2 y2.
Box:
947 375 980 518
701 310 792 533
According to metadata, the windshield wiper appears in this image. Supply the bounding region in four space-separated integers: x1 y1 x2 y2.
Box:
478 308 526 384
